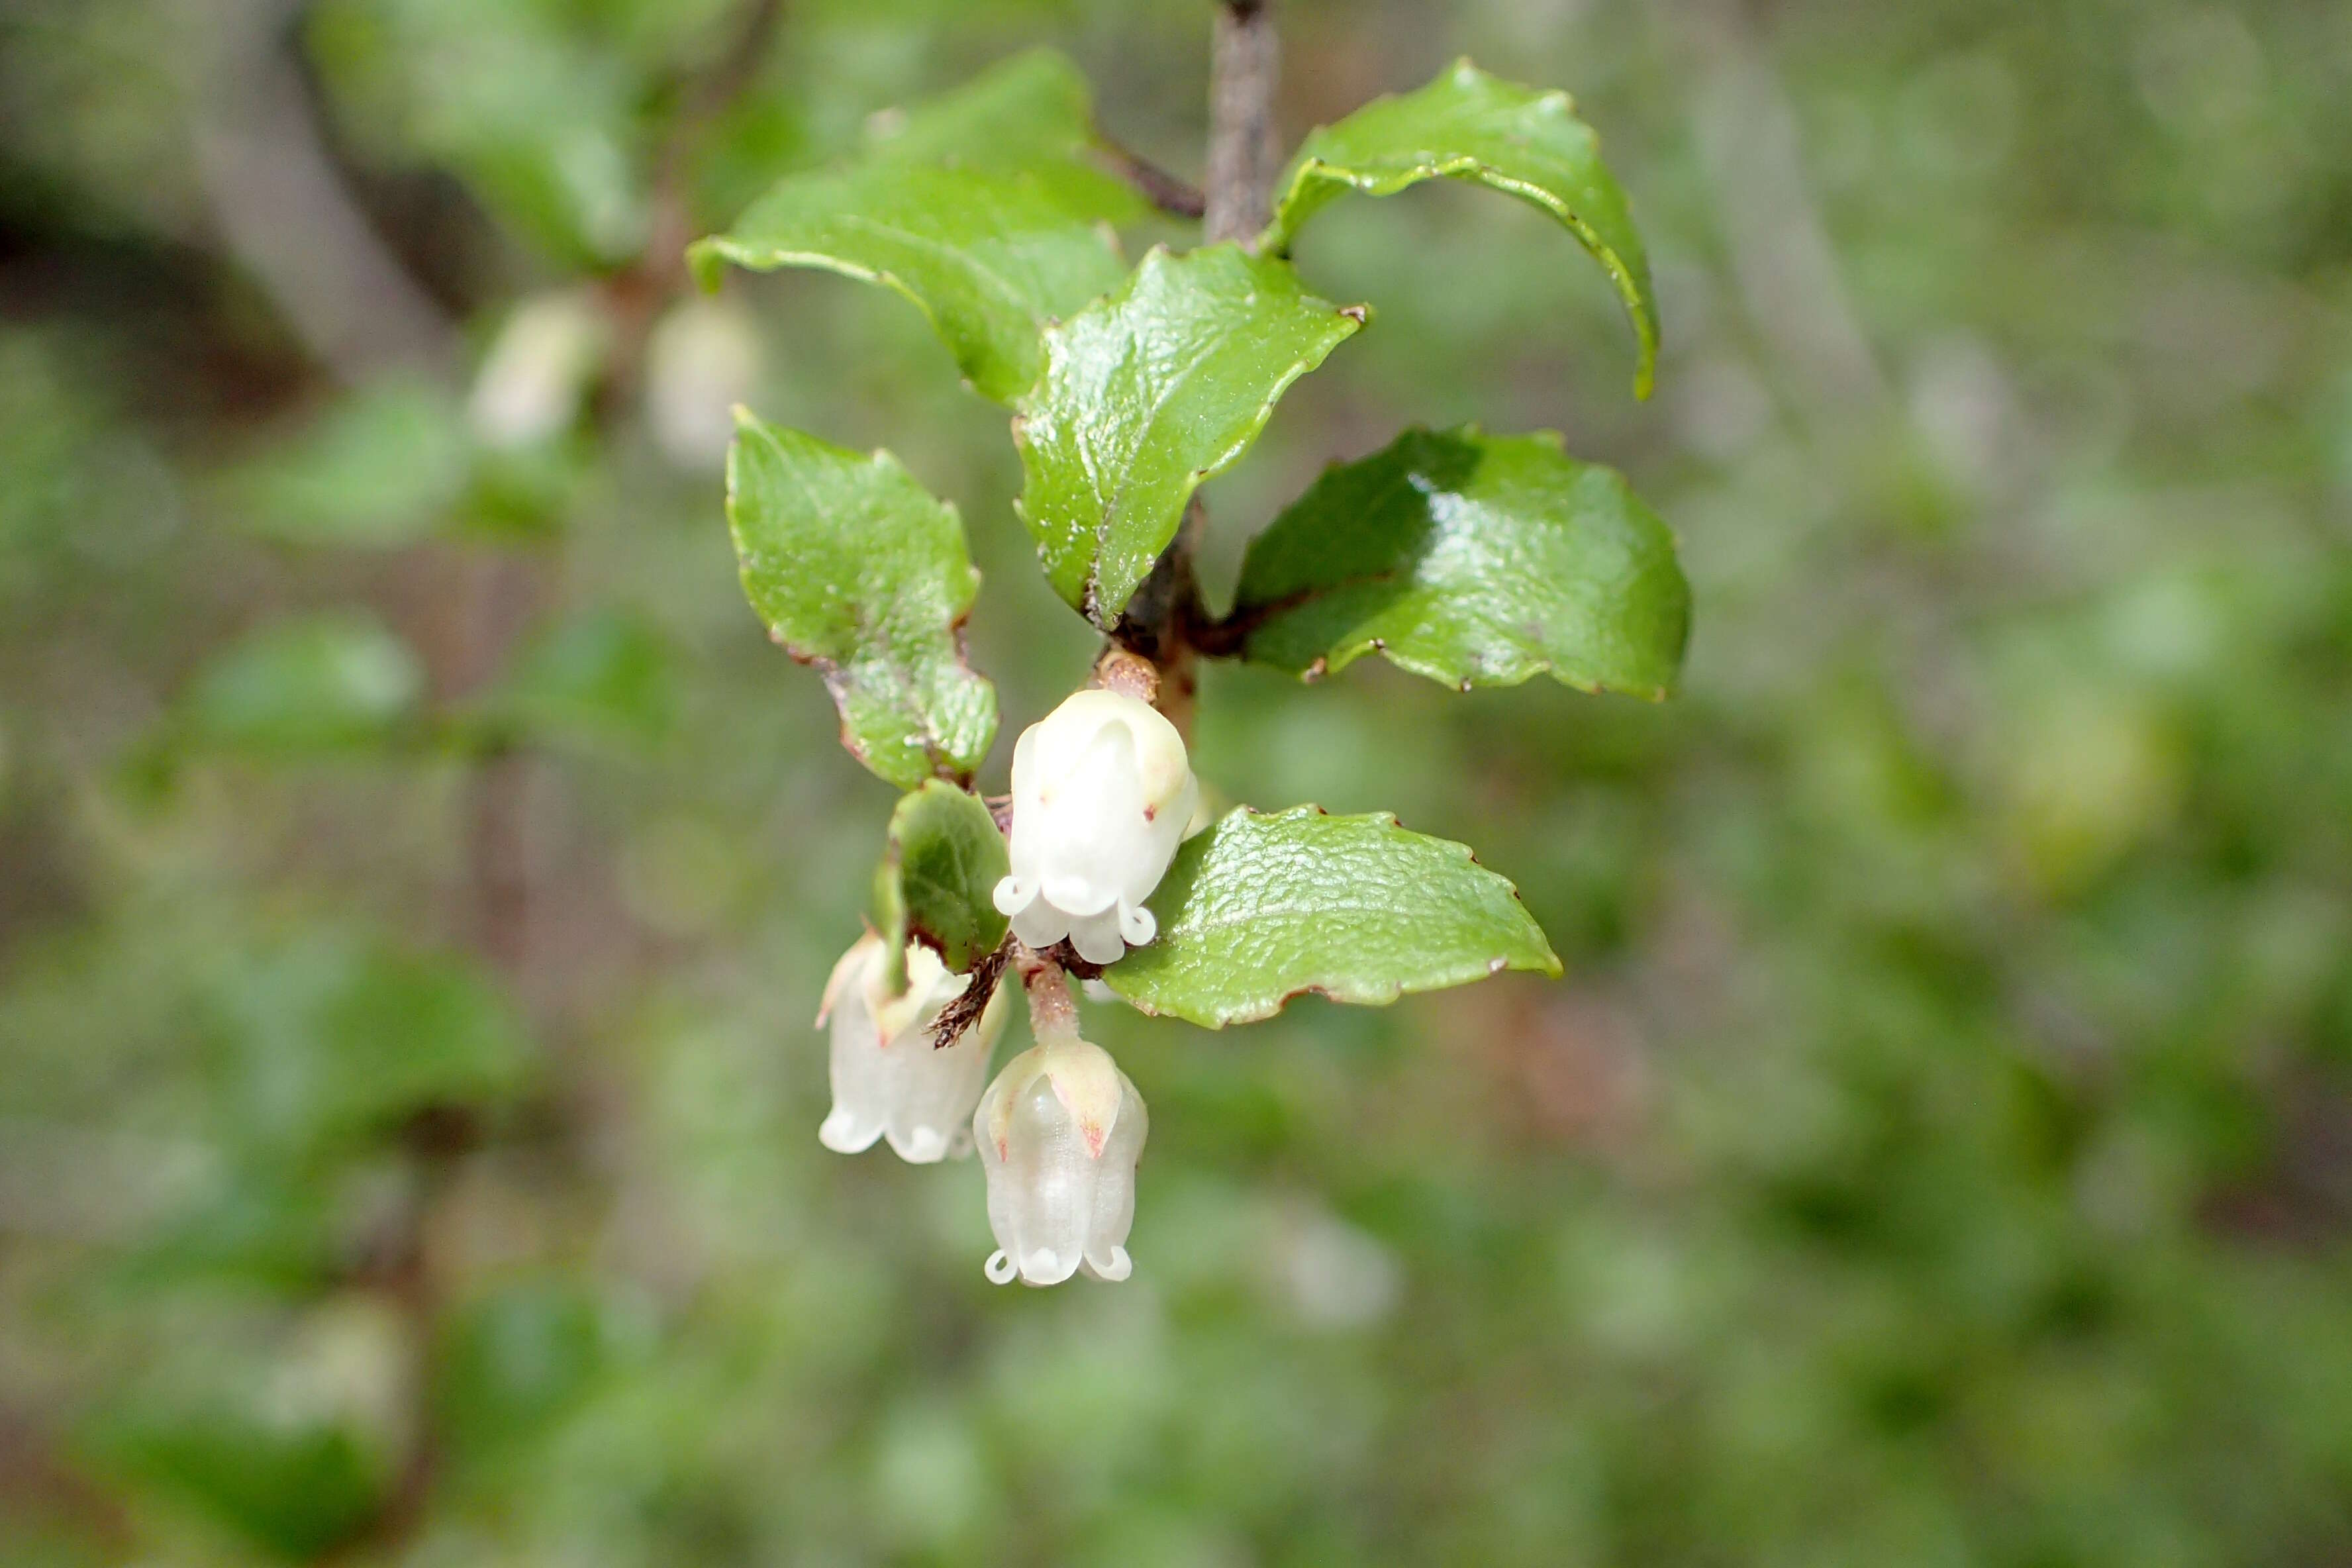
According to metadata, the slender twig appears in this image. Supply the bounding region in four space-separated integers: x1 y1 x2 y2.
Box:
1093 140 1208 219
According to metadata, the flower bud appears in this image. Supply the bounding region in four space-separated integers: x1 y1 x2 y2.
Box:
467 290 609 450
973 1034 1146 1286
816 932 1006 1163
993 690 1199 965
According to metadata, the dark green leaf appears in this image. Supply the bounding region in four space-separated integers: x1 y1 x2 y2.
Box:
94 1408 386 1560
691 50 1142 404
726 412 997 789
1264 59 1659 398
180 613 425 754
1104 806 1560 1028
873 780 1010 989
1230 427 1689 699
1016 244 1367 626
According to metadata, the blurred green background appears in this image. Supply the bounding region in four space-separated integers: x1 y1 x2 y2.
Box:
5 0 2351 1563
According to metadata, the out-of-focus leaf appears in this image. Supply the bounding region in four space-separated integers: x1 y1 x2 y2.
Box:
726 411 997 789
475 611 677 750
867 48 1103 173
1230 427 1689 699
691 50 1142 404
95 1407 385 1560
310 0 646 265
1104 807 1559 1028
228 379 470 547
122 1161 334 1292
1014 245 1365 626
438 1279 648 1469
1263 59 1659 398
87 1300 409 1561
179 613 425 754
218 936 534 1153
873 781 1009 991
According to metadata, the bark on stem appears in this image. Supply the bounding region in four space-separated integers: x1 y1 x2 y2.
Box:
1204 0 1281 245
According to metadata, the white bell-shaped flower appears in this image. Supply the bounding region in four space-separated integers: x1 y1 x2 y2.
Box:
816 932 1006 1163
993 689 1199 965
973 1033 1147 1287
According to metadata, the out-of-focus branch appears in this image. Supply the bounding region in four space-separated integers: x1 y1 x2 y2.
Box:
191 0 458 383
1680 0 1887 424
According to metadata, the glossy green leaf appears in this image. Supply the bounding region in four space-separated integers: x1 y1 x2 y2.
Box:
180 613 425 753
726 412 997 789
1016 245 1367 626
1265 59 1659 398
873 780 1010 990
691 51 1142 404
1230 427 1689 699
1104 807 1560 1028
693 164 1130 404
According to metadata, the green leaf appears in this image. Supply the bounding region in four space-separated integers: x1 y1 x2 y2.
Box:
438 1280 648 1470
691 50 1142 404
228 379 471 548
93 1401 387 1560
180 613 425 754
1016 244 1367 626
726 412 997 789
475 611 676 751
867 47 1122 184
217 937 536 1154
1230 427 1689 699
1264 59 1659 399
873 781 1010 990
1103 806 1560 1028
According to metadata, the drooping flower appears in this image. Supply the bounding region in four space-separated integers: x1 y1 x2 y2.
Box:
816 932 1006 1163
973 1032 1146 1287
993 689 1199 965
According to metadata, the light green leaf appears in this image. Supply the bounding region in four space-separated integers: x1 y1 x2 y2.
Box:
181 612 426 753
1104 807 1560 1028
867 47 1121 185
1016 244 1367 626
1264 59 1659 399
476 611 676 751
1230 427 1689 699
693 164 1129 404
217 936 536 1153
726 412 997 789
691 50 1142 404
873 780 1010 990
228 379 470 548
